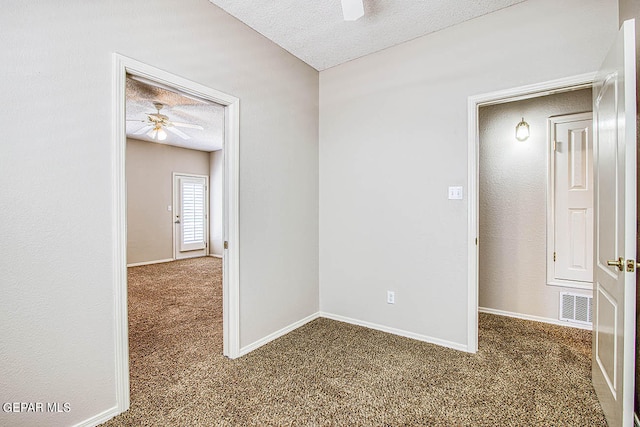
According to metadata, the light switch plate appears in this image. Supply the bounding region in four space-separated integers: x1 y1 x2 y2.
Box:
448 186 463 200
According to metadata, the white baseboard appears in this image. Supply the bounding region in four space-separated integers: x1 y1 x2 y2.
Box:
634 412 640 427
209 254 223 259
126 258 174 267
72 405 121 427
479 307 592 331
238 312 320 357
320 312 469 353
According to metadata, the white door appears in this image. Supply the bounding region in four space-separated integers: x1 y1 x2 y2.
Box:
592 19 637 427
549 114 594 287
174 174 208 260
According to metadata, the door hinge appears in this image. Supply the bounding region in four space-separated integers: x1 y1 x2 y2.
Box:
553 140 557 152
553 252 556 262
475 237 478 245
224 241 228 249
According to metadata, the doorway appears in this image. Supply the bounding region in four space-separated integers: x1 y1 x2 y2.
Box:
477 89 593 328
112 54 241 414
173 173 209 260
466 72 596 352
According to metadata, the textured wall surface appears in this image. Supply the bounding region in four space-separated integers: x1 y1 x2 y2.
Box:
0 1 318 425
126 139 210 265
478 89 593 320
319 0 617 347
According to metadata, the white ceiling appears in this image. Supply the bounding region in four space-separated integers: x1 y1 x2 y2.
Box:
126 76 225 152
208 0 526 71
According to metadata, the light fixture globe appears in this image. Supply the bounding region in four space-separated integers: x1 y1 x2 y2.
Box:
156 128 167 141
147 125 167 141
515 117 530 141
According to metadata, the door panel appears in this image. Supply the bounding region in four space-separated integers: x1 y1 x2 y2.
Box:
595 284 617 396
550 114 593 286
592 19 637 427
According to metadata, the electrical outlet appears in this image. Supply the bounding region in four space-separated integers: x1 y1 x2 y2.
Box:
387 291 395 304
448 186 463 200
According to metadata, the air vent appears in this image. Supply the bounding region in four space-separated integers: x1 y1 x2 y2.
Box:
560 292 592 325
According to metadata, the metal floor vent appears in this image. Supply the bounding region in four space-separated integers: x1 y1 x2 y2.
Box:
560 292 592 325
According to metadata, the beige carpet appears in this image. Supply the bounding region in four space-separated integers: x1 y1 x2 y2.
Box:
103 257 606 426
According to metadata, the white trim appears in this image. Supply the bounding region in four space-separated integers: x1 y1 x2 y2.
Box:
479 307 592 331
72 406 120 427
209 254 223 259
320 312 469 353
111 53 130 416
127 258 174 268
467 72 596 355
546 279 593 290
238 312 321 357
223 97 241 360
112 53 242 420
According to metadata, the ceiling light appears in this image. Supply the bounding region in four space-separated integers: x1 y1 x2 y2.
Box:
156 128 167 141
147 125 167 141
515 117 530 141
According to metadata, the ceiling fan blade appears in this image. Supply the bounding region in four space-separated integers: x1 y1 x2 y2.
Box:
341 0 364 21
166 125 191 140
133 125 154 135
171 121 204 130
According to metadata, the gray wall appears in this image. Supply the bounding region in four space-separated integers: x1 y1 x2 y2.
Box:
319 0 617 347
126 138 210 265
0 1 319 426
478 89 593 320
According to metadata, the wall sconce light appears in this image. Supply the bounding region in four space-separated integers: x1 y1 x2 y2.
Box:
515 117 530 141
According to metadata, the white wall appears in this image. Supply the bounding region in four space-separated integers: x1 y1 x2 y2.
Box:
478 89 593 320
0 1 318 426
319 0 617 347
209 149 224 256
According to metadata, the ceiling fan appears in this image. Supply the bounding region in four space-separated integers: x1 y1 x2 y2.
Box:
341 0 364 21
127 102 204 141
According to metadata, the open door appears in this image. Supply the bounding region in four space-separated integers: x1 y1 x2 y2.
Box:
592 19 637 427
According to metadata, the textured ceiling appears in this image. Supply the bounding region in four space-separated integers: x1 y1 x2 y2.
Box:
126 76 224 152
208 0 526 70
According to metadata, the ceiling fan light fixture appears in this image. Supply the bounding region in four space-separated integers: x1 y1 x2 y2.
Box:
146 125 167 141
156 128 167 141
341 0 364 21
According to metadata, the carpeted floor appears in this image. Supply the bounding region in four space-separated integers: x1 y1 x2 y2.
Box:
102 257 606 426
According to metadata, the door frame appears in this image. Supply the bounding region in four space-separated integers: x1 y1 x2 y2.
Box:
466 72 596 353
173 173 210 259
112 53 241 415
